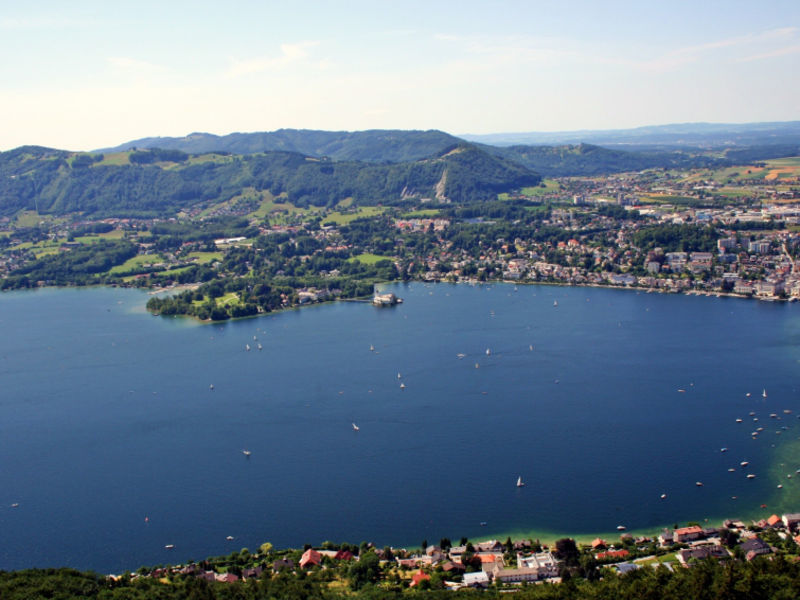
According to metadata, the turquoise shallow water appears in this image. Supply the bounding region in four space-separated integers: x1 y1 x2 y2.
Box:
0 283 798 572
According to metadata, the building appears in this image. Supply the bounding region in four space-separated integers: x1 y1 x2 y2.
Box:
673 526 704 543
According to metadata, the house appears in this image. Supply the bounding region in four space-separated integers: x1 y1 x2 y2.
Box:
767 514 783 528
673 526 704 543
273 558 295 572
516 552 560 579
782 513 800 530
214 572 240 583
442 561 466 574
299 548 322 568
591 538 607 550
492 567 543 584
473 540 504 553
462 571 490 588
677 545 730 566
659 529 675 547
739 537 772 561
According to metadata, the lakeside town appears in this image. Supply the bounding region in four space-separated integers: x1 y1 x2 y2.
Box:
104 509 800 592
2 158 800 316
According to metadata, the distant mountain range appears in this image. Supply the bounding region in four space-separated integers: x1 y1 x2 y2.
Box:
99 129 461 164
459 121 800 149
97 122 800 178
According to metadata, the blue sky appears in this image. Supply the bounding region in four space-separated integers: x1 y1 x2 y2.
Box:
1 0 798 150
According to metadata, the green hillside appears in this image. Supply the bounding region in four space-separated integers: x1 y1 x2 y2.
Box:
0 144 541 218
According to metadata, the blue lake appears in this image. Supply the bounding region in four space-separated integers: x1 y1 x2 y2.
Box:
1 283 799 573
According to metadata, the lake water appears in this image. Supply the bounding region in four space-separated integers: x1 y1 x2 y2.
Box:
1 283 799 573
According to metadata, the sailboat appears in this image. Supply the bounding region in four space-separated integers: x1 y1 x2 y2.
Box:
762 388 768 398
245 344 250 351
516 476 525 488
352 422 360 432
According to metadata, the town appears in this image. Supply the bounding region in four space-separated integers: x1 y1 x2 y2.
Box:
92 509 800 592
2 157 799 315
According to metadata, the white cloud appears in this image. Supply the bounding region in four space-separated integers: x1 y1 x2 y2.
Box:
226 41 320 78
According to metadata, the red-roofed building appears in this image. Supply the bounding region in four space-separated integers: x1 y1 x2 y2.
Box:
300 549 322 568
673 526 704 543
334 549 355 561
409 569 431 588
591 538 607 550
767 514 782 527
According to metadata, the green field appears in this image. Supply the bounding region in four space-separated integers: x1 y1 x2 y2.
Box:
322 206 385 225
522 179 561 196
348 253 393 265
184 251 223 264
401 209 440 218
108 254 165 275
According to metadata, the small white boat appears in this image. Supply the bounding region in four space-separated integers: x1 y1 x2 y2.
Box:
778 484 783 489
165 544 174 549
763 389 767 398
746 392 751 397
245 344 250 351
456 353 466 359
352 423 359 431
10 503 19 508
226 535 235 540
397 373 402 379
486 348 491 356
696 481 704 487
400 383 406 390
747 474 756 479
720 448 728 452
617 525 626 531
475 363 479 369
741 461 749 467
728 468 736 472
516 476 525 488
257 343 262 350
660 494 667 499
735 418 743 423
369 345 374 351
242 449 251 457
553 300 558 307
209 384 214 390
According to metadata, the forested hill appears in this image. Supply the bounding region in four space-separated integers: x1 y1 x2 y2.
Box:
0 143 540 218
481 143 729 177
99 128 800 178
100 129 462 164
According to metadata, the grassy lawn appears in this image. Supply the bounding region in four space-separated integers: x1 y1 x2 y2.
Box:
522 179 561 196
348 253 393 265
185 251 223 264
636 552 677 566
14 211 45 228
401 209 440 218
109 254 165 275
159 266 193 276
323 206 385 225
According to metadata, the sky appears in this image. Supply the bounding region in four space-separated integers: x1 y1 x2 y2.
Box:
1 0 799 151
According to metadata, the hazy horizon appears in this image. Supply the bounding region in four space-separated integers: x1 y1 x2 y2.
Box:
2 0 799 151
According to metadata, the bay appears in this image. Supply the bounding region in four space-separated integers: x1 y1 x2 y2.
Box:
0 283 798 573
